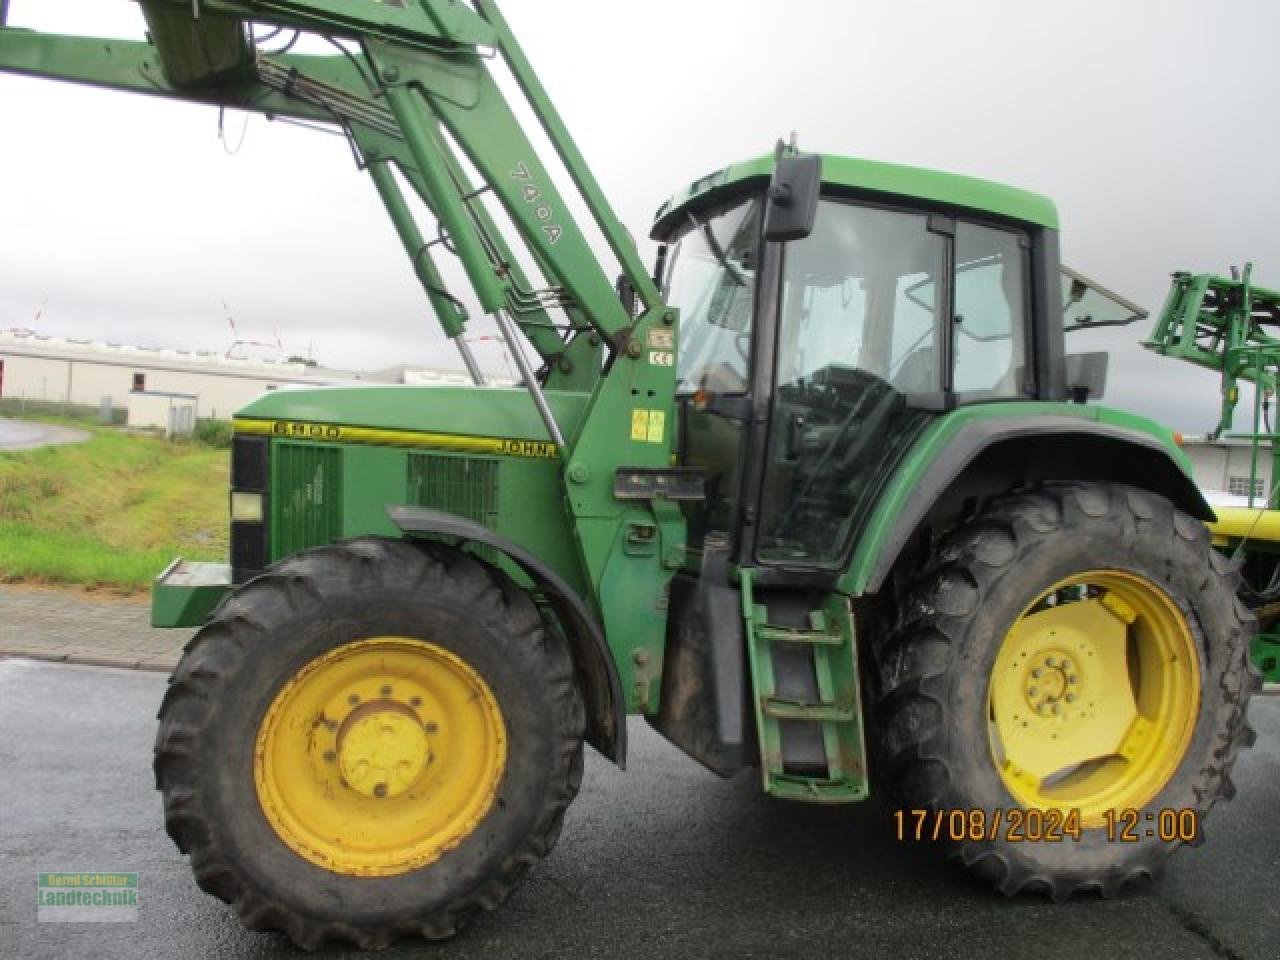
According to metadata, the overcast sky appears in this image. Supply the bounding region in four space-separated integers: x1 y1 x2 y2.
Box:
3 0 1279 431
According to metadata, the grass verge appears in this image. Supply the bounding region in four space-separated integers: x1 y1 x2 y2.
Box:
0 421 228 592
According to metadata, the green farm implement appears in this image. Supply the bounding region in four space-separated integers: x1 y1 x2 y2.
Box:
1146 265 1280 681
0 1 1262 948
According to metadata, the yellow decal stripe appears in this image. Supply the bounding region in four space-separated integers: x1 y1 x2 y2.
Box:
233 418 559 459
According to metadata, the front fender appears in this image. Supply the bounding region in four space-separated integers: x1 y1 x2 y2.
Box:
388 505 626 767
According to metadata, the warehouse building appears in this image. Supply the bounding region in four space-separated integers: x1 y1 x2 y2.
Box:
0 329 488 429
1178 435 1273 504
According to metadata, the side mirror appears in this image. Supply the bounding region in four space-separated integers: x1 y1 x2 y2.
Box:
763 153 821 242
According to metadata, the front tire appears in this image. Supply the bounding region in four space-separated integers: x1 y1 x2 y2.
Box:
873 483 1260 898
154 537 584 949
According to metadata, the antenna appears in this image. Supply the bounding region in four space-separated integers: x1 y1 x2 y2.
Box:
224 301 285 360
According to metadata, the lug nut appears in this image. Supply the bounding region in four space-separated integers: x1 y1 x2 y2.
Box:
1061 659 1072 671
348 694 360 705
425 721 438 734
410 696 422 707
380 685 392 697
1046 657 1058 668
1032 668 1044 679
1065 693 1076 703
373 783 388 799
1067 675 1079 685
323 750 337 763
1029 686 1039 697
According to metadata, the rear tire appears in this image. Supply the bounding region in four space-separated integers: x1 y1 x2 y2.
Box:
154 537 584 949
872 483 1260 899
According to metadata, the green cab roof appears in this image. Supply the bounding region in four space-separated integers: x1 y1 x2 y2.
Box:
651 152 1059 239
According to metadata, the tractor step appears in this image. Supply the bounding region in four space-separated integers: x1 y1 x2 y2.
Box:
741 571 869 804
762 697 854 722
755 621 844 646
768 775 869 803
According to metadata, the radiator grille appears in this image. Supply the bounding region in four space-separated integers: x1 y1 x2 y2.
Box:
407 455 500 527
274 443 343 557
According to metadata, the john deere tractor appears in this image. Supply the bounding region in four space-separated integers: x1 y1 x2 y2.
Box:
0 0 1261 949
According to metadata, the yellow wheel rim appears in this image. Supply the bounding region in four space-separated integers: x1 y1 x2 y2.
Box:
988 570 1200 826
254 637 506 877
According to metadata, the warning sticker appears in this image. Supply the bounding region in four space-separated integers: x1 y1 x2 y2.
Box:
630 409 666 444
647 411 666 444
647 328 675 350
631 409 650 442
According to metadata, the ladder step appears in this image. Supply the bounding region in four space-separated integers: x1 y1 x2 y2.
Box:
769 775 869 803
740 571 869 805
762 696 853 723
755 623 843 646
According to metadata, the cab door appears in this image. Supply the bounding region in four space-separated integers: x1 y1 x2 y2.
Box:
750 200 1034 571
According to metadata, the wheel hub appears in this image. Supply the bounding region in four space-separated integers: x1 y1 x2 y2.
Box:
1021 650 1079 716
337 702 431 800
254 637 506 877
988 570 1200 824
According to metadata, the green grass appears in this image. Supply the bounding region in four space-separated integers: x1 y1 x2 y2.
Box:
0 422 228 592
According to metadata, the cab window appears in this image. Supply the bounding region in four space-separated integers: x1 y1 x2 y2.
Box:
952 222 1031 399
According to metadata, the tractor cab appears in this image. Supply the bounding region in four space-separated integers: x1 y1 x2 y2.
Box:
652 152 1133 575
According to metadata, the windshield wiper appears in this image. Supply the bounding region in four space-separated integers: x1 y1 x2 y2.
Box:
688 212 748 287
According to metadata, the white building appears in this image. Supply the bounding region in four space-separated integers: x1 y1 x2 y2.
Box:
0 330 499 422
126 390 198 436
1180 435 1273 504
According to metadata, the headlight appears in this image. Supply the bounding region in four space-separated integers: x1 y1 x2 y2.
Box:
230 491 264 524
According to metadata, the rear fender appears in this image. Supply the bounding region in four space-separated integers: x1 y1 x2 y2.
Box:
844 412 1211 597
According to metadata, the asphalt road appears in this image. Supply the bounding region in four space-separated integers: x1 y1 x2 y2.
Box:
0 418 88 451
1 658 1277 960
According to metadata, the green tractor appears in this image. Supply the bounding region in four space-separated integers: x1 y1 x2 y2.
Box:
0 0 1261 948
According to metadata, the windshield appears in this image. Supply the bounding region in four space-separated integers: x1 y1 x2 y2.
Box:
662 196 762 394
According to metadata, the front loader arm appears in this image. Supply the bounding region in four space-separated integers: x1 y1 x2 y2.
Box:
0 29 331 122
0 0 660 379
0 0 684 609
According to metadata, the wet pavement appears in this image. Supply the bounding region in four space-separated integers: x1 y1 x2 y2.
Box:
0 418 88 452
1 658 1277 960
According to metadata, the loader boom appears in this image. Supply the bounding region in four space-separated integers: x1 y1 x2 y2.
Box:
0 0 662 391
0 0 687 600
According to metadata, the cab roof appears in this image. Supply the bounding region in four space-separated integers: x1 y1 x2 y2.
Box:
651 152 1059 240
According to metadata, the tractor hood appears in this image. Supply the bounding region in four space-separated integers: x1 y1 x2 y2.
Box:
234 384 586 455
